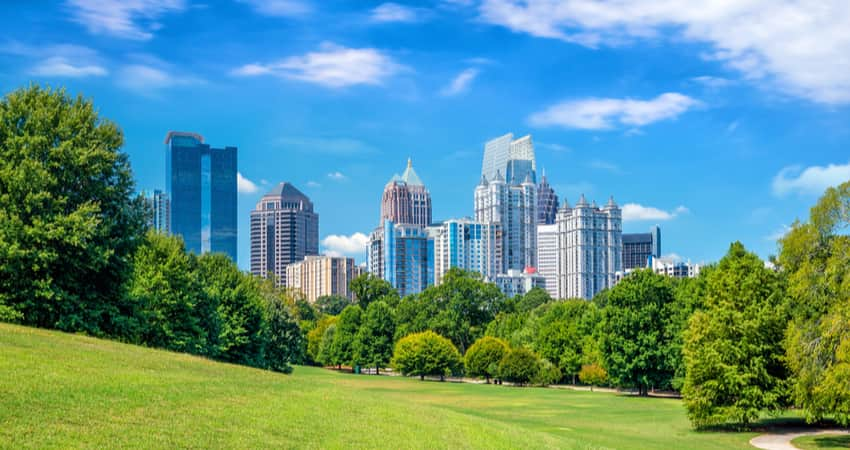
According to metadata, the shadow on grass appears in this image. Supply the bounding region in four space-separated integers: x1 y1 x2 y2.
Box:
807 434 850 448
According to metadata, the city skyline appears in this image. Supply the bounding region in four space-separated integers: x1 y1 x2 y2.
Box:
3 1 850 270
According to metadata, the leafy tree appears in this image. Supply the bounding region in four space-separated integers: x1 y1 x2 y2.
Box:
259 285 302 374
464 336 510 383
781 181 850 425
498 347 541 386
533 359 562 387
307 315 338 364
534 299 596 383
598 269 676 395
682 242 788 428
326 305 362 370
392 330 463 381
317 324 336 367
350 273 399 308
516 287 552 313
666 274 709 391
579 364 607 391
0 85 146 336
353 301 395 373
315 295 352 316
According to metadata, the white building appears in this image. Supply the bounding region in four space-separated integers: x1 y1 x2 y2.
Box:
557 195 622 299
495 268 546 298
651 256 702 278
474 171 537 273
537 223 559 298
286 255 364 303
427 218 501 285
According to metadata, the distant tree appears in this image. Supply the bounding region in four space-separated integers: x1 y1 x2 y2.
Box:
598 270 676 395
485 312 534 348
516 287 552 313
307 315 338 364
498 347 541 387
578 364 607 391
317 324 337 367
464 336 510 383
353 301 395 374
0 85 146 336
534 299 596 384
392 331 463 381
350 273 399 308
533 359 562 387
259 286 302 374
326 305 362 370
665 274 709 391
682 242 788 428
315 295 352 316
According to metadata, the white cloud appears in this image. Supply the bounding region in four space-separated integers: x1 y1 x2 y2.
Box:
116 64 191 91
478 0 850 104
306 181 322 188
441 68 479 96
30 56 107 78
692 75 734 89
772 162 850 196
371 3 423 23
237 172 259 194
322 232 369 258
327 171 347 181
66 0 186 40
622 203 689 221
662 253 683 262
237 0 311 17
232 42 403 88
529 93 699 130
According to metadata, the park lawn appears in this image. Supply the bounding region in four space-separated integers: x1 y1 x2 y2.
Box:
791 434 850 449
2 323 767 449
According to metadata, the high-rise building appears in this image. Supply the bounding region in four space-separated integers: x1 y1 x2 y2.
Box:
536 223 559 298
250 182 319 286
622 226 661 270
474 171 537 272
651 256 701 278
537 171 559 225
427 218 502 284
381 158 431 227
495 268 546 298
368 220 431 297
165 131 237 260
481 133 536 183
557 195 622 299
285 255 364 303
141 189 170 234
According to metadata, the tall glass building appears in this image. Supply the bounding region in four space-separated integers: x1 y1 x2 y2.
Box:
474 170 537 273
481 133 536 183
141 189 170 234
368 220 431 297
165 131 237 261
537 171 559 225
427 218 502 284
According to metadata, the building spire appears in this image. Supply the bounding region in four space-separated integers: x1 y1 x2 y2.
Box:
407 157 412 169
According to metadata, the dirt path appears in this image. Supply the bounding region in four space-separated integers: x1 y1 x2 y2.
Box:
750 429 849 449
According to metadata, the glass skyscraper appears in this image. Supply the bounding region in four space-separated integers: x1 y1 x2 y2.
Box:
165 131 237 261
622 226 662 270
481 133 536 183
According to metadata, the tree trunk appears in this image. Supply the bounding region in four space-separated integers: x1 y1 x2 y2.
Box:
485 376 490 384
440 374 445 382
376 365 379 375
420 374 424 381
590 385 594 392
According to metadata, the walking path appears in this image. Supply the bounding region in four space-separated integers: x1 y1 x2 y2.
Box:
750 429 849 449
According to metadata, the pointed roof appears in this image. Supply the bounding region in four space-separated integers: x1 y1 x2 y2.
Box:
492 169 505 183
577 193 588 206
399 158 424 186
478 173 489 187
606 195 618 208
265 182 310 202
522 172 534 185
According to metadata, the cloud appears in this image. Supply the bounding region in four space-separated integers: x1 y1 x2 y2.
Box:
306 181 322 188
66 0 186 40
237 172 259 194
536 141 571 153
232 42 403 88
765 224 791 241
772 162 850 196
30 56 107 78
692 75 734 89
327 171 347 181
441 68 479 96
371 3 425 23
622 203 689 221
277 136 378 155
116 64 198 92
528 93 699 130
2 43 108 78
237 0 311 17
477 0 850 104
322 232 369 257
662 253 684 263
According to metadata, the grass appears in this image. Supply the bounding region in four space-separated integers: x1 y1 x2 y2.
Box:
791 434 850 449
0 323 785 449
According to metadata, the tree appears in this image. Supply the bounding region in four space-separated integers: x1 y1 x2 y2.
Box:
781 181 850 425
0 85 146 337
350 273 399 309
498 347 541 386
578 364 607 391
534 299 596 384
666 274 709 391
259 285 302 374
516 287 552 313
307 315 338 364
533 359 562 387
392 331 463 381
682 242 788 428
317 324 336 367
315 295 352 316
353 301 395 373
326 305 362 370
464 336 510 383
597 270 676 395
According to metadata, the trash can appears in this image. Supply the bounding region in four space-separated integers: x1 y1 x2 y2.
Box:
354 365 361 374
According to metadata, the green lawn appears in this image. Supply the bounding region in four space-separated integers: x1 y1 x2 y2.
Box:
1 323 774 449
791 434 850 449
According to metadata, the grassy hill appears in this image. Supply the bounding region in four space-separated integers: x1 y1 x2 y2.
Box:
1 323 767 449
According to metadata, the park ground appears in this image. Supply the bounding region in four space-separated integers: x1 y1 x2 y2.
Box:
0 323 833 449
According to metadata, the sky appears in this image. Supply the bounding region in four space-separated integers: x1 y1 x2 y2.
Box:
2 0 850 270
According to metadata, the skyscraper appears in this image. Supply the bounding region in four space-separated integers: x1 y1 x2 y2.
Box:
141 189 170 234
622 226 661 270
285 255 364 302
381 158 431 227
165 131 237 260
481 133 536 183
368 220 431 297
536 223 559 298
537 171 559 225
250 182 319 286
474 171 537 272
557 195 622 299
427 218 502 284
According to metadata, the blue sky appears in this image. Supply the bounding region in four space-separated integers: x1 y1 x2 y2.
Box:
2 0 850 269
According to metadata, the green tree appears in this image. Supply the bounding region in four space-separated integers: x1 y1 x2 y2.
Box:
498 347 541 386
516 287 552 313
353 301 395 373
666 274 709 391
315 295 352 316
533 359 562 387
350 273 399 308
534 299 596 384
259 286 302 374
326 305 362 370
307 315 338 364
464 336 510 383
578 364 607 391
317 324 336 367
392 330 463 381
682 242 788 428
597 270 676 395
0 85 146 336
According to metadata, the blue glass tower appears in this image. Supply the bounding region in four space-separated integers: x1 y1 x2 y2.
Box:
165 131 237 261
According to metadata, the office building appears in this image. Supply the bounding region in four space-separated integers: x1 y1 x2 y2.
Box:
250 182 319 286
622 226 661 270
495 268 546 298
557 195 622 299
427 218 502 284
481 133 536 183
381 158 431 227
141 189 170 234
537 171 559 225
651 256 701 278
474 171 537 272
536 224 559 298
165 131 237 260
368 220 431 297
285 256 364 303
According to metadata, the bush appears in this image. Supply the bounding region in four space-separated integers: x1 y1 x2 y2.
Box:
578 364 607 391
392 330 463 381
465 336 510 383
533 359 562 387
498 348 541 386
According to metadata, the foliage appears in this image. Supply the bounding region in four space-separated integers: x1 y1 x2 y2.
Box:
498 347 541 386
315 295 351 316
325 305 362 369
392 330 463 380
353 301 395 373
533 359 562 387
464 336 510 383
515 287 552 313
682 242 788 428
0 85 146 337
578 364 607 390
259 287 301 374
316 324 336 366
306 315 338 364
534 299 596 383
666 274 709 391
350 273 399 309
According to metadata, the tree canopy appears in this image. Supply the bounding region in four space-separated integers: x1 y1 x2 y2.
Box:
392 331 463 381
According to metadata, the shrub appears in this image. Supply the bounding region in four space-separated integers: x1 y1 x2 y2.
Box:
465 336 510 383
392 330 463 381
578 364 607 391
498 348 541 386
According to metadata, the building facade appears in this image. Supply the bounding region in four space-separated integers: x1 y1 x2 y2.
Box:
651 256 701 278
474 171 537 273
481 133 536 183
557 195 623 299
285 255 364 303
427 218 502 284
495 268 547 298
622 226 661 270
536 224 559 298
142 189 170 234
381 158 431 227
537 171 559 225
165 131 237 260
368 220 431 297
250 182 319 286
